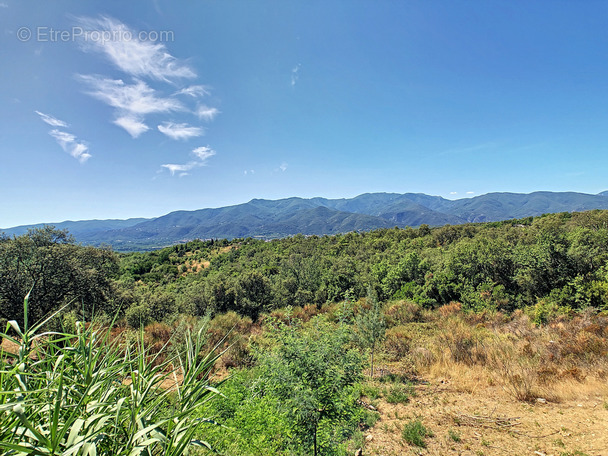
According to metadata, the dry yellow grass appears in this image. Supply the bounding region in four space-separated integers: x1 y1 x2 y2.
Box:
363 370 608 456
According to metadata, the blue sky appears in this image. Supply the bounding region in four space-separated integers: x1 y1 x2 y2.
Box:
2 1 608 227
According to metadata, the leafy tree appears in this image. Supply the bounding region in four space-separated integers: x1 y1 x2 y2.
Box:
258 318 363 456
354 288 386 377
0 226 118 324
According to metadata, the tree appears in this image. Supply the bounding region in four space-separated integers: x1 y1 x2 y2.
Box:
258 318 363 456
0 226 118 324
354 287 386 377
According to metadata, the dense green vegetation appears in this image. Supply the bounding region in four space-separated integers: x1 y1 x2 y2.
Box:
3 210 608 327
109 210 608 323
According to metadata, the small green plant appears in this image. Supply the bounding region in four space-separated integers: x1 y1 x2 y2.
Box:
378 372 410 383
361 410 380 429
360 383 381 400
401 419 433 448
448 429 461 442
553 438 565 448
384 382 415 404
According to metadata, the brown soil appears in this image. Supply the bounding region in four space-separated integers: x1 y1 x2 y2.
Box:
363 375 608 456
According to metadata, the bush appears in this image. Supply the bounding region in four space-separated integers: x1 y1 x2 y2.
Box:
384 325 412 361
438 317 488 365
125 303 151 328
489 339 540 401
384 382 415 404
402 419 433 448
384 300 423 327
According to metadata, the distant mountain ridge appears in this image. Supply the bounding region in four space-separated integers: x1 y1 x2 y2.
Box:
4 191 608 250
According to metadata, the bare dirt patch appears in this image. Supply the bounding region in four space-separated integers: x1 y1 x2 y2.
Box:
363 376 608 456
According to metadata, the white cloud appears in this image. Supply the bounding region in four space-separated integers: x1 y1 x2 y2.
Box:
35 110 68 128
450 192 458 195
161 145 215 176
195 105 220 121
113 115 149 138
0 3 8 7
175 85 210 97
78 75 183 115
291 63 301 86
466 191 475 194
192 146 215 162
161 163 197 175
279 162 288 172
49 129 91 163
76 16 195 82
244 169 255 175
158 121 203 140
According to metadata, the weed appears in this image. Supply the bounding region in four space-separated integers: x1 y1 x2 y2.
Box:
360 383 381 400
448 429 461 442
385 382 415 404
554 438 565 448
401 420 433 448
378 372 410 383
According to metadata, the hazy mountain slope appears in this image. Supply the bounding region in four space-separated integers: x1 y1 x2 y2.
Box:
444 191 608 223
0 218 149 238
6 191 608 250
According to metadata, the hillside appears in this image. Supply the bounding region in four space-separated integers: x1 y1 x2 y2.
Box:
3 191 608 250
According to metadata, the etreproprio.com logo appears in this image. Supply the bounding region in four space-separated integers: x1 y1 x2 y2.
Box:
17 26 174 43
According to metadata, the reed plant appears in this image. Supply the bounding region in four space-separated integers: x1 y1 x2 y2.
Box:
0 293 223 455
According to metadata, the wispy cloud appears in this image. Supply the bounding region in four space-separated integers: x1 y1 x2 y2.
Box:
161 145 215 176
195 105 219 121
49 129 91 163
35 111 68 128
279 162 288 172
466 191 475 195
175 85 210 97
450 191 458 195
0 3 8 8
244 169 255 175
439 142 498 156
76 15 195 82
158 122 203 140
78 75 183 115
192 146 215 162
113 115 149 138
78 75 184 136
161 163 196 176
291 63 301 87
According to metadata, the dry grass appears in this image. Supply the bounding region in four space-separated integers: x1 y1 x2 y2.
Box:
379 303 608 406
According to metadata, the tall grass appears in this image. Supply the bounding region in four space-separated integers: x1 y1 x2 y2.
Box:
0 293 224 455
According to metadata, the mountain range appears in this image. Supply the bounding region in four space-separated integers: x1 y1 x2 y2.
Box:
3 191 608 250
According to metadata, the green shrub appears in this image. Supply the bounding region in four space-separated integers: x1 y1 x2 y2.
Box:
384 382 415 404
402 419 433 448
125 303 151 328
